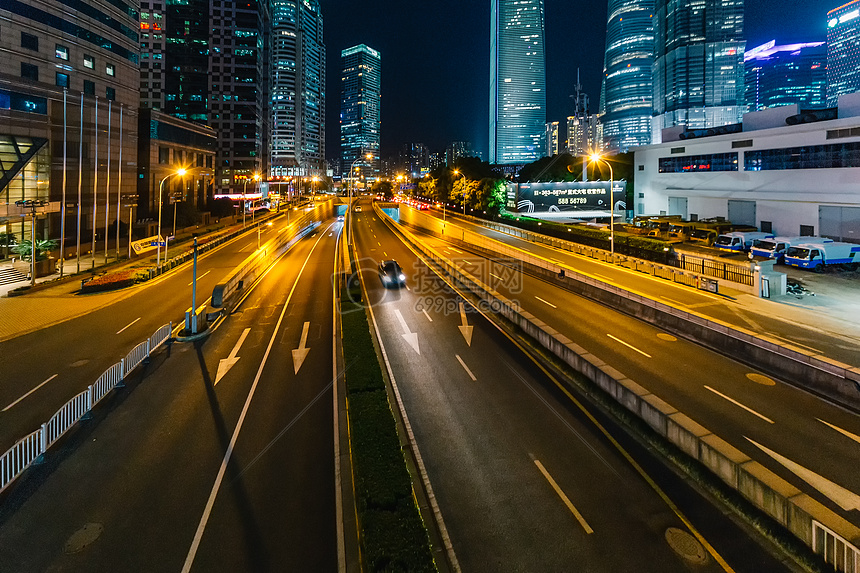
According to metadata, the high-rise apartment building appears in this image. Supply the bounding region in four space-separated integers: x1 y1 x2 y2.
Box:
400 143 429 176
446 141 479 166
567 115 602 156
545 122 559 156
652 0 746 143
600 0 655 152
1 0 139 253
270 0 326 181
489 0 547 165
745 41 827 112
827 0 860 105
340 44 381 180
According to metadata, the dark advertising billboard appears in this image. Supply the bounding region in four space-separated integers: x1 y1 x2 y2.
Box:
508 181 627 214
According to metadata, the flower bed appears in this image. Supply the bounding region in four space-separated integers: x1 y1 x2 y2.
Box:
80 269 149 294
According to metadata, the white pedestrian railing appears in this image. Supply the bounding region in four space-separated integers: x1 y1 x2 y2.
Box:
0 322 171 494
814 521 860 573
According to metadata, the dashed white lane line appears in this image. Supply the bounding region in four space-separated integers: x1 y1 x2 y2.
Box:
534 296 557 309
818 419 860 445
705 385 774 424
422 309 433 322
3 374 58 412
606 334 652 358
490 273 503 281
455 354 477 381
188 270 211 285
659 296 686 307
532 457 594 534
116 317 141 335
593 273 616 283
447 246 463 254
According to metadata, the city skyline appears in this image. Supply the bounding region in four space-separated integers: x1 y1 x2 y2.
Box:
320 0 838 159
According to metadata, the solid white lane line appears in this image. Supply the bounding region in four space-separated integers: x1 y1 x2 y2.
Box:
188 270 211 286
181 225 331 573
533 458 594 535
422 309 433 322
534 296 557 309
818 418 860 445
705 386 774 424
606 334 652 358
116 317 141 335
3 374 58 412
455 354 477 381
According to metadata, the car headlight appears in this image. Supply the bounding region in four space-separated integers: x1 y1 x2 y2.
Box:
398 274 406 281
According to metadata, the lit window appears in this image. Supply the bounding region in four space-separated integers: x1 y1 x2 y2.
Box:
106 63 115 76
84 54 94 68
55 44 69 60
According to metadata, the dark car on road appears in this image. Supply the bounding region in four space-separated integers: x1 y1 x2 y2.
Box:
378 260 406 288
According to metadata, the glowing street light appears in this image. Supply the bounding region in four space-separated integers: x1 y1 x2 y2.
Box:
157 167 186 271
589 153 616 255
453 169 467 216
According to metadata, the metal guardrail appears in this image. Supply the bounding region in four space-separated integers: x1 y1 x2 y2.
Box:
0 322 172 495
679 253 754 286
814 521 860 573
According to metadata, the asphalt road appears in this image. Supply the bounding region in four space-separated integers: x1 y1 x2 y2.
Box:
437 212 860 366
351 203 792 572
400 207 860 529
0 221 342 572
0 207 327 455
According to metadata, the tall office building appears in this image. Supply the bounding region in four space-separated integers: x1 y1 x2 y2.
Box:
489 0 547 165
652 0 746 142
1 0 139 249
340 44 381 181
567 115 602 156
745 41 827 112
600 0 655 152
400 143 429 176
270 0 326 181
827 0 860 105
163 0 209 122
545 122 559 156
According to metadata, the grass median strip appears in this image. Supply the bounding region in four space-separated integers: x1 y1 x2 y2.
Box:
341 291 436 572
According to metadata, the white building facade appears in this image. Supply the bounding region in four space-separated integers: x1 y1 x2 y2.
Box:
634 98 860 243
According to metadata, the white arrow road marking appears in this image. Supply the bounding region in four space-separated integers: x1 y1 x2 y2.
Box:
746 437 860 512
292 321 311 375
394 309 420 354
458 302 473 346
215 328 250 385
818 419 860 446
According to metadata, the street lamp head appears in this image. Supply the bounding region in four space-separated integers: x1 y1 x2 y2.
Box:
589 153 602 163
177 168 187 176
254 173 261 181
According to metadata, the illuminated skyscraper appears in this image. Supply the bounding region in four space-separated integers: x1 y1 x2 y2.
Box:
271 0 326 180
490 0 546 165
745 41 827 111
652 0 746 142
599 0 655 152
545 121 559 156
340 44 380 180
827 0 860 105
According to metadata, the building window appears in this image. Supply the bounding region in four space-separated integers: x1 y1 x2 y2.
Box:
800 225 815 237
158 146 169 164
106 87 115 100
56 72 70 88
638 165 644 171
55 44 69 60
84 80 95 95
659 153 739 173
732 139 753 149
106 63 115 76
21 63 39 81
21 32 38 51
745 142 860 171
760 221 773 234
84 54 94 69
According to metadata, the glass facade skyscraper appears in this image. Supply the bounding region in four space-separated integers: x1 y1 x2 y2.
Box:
652 0 746 142
271 0 326 179
600 0 655 152
745 41 827 112
490 0 546 165
827 0 860 105
340 45 380 180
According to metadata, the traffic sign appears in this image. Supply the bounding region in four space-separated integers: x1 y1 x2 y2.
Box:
151 241 166 247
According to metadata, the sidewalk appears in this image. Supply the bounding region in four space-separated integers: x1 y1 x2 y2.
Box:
0 214 272 342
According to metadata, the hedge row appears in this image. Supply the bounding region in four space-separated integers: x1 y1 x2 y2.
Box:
341 297 437 572
80 269 149 293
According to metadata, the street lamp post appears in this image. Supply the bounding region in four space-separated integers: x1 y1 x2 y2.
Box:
347 154 372 244
157 168 185 272
589 154 615 256
453 170 467 216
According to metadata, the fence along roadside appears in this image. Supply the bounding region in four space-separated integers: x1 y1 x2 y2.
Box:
0 322 172 495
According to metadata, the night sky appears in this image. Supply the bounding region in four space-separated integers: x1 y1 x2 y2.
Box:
318 0 838 160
